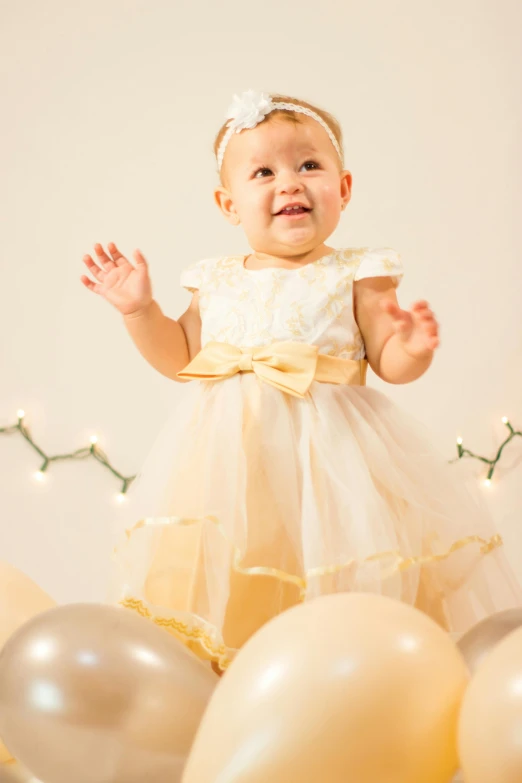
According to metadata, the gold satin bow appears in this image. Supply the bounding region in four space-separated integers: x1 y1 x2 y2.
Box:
177 341 320 398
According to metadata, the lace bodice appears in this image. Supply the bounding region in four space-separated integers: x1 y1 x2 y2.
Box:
180 247 403 361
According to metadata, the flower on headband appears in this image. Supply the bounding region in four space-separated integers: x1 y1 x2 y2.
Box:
225 90 273 133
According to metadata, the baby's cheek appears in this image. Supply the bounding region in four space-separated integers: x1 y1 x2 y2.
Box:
237 193 266 226
318 183 340 209
316 184 342 222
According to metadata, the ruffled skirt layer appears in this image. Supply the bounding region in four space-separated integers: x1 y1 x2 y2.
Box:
110 376 522 670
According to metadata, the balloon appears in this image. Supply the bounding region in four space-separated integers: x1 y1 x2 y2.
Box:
183 593 468 783
0 562 56 649
457 608 522 674
0 562 56 764
0 761 42 782
459 626 522 783
0 603 218 783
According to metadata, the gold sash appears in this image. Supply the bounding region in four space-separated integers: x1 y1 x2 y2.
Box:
177 341 368 398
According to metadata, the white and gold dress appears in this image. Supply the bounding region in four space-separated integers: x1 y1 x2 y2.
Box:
110 247 522 671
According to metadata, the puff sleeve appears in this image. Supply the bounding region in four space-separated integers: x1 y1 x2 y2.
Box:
353 247 403 288
180 258 213 293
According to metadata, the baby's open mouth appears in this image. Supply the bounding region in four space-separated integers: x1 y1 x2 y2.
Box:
275 206 311 215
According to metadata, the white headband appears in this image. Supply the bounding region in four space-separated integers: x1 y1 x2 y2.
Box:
216 89 343 172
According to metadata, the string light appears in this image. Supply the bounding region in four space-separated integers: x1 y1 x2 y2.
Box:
2 410 521 497
0 411 136 497
454 417 521 486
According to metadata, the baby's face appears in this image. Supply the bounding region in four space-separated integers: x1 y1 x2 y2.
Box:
215 116 352 257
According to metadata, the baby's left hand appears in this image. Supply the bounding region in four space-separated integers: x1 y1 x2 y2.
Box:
381 299 440 358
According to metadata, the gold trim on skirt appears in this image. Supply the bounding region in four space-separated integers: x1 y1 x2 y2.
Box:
119 514 503 671
114 341 512 673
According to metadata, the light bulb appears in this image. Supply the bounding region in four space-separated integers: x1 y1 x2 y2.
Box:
484 478 491 488
457 437 463 445
17 409 25 419
34 471 45 482
90 435 98 445
502 416 508 424
116 493 126 504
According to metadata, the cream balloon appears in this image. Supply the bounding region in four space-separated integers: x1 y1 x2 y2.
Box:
183 593 468 783
0 562 56 649
457 608 522 674
0 603 218 783
0 562 56 764
459 625 522 783
0 761 42 782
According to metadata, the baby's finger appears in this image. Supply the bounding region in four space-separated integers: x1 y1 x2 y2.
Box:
411 300 430 312
418 314 438 331
82 255 105 281
133 249 148 266
107 241 131 267
94 243 116 270
80 274 102 293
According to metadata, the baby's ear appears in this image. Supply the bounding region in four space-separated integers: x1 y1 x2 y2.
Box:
214 186 240 225
340 169 352 208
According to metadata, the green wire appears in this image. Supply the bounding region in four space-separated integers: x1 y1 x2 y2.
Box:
1 412 520 494
454 418 521 485
0 412 136 496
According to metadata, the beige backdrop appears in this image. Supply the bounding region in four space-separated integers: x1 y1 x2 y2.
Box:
1 0 521 604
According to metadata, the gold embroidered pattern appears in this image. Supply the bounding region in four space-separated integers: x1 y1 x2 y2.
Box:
353 248 403 285
264 275 284 311
321 274 354 320
286 302 307 336
335 247 367 269
188 248 404 355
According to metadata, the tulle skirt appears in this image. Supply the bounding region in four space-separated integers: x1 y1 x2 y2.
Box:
110 375 522 671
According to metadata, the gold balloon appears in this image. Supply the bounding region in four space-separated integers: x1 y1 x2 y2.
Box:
0 561 56 764
457 608 522 674
183 593 469 783
459 626 522 783
0 603 218 783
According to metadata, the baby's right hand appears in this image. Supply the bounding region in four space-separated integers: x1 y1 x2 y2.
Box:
80 242 153 316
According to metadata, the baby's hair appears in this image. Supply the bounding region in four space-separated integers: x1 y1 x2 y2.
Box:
214 93 344 183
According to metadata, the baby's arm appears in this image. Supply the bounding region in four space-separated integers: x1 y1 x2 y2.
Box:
354 277 438 384
123 293 201 382
81 243 202 381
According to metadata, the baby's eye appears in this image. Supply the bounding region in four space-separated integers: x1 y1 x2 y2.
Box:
301 160 320 171
253 167 273 178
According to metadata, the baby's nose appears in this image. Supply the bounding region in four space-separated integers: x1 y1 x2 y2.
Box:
278 173 304 193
